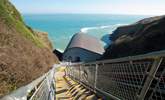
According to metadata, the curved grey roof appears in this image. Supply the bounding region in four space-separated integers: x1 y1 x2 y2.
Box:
65 32 105 54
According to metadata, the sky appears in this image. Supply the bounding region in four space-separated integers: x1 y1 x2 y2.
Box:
10 0 165 15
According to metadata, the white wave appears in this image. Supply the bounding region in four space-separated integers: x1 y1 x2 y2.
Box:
80 24 125 34
80 27 98 33
100 25 110 29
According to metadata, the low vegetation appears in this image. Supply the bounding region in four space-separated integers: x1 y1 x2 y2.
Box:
0 0 58 97
0 0 43 47
102 15 165 59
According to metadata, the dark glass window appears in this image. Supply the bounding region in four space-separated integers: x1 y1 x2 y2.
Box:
68 56 72 62
75 57 81 62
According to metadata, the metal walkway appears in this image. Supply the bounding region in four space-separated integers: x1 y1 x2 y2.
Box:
55 70 102 100
66 50 165 100
1 50 165 100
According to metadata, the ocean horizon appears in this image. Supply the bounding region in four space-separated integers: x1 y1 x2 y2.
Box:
23 14 149 52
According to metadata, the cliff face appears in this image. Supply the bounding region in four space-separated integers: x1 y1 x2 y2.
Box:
103 15 165 59
0 0 58 97
34 30 53 50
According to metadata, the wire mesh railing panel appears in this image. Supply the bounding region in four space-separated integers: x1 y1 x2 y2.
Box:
68 67 72 77
146 60 165 100
65 50 165 100
65 66 70 77
80 64 96 88
73 65 80 80
1 65 56 100
96 60 153 100
30 67 55 100
30 79 49 100
68 66 74 79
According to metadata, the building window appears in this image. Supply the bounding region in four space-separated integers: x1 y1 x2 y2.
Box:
68 56 72 62
75 57 81 62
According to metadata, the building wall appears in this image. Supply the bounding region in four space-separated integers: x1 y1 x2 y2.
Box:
63 48 102 62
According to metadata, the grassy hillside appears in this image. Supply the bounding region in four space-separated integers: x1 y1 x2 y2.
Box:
0 0 43 47
0 0 58 97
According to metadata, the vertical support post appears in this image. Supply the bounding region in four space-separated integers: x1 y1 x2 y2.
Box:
65 66 67 76
70 66 72 78
72 66 74 79
72 66 75 80
48 67 55 100
73 66 75 80
46 75 51 91
34 86 38 91
69 66 70 77
68 66 70 77
53 65 56 100
79 65 81 84
50 66 56 100
138 57 163 100
94 64 98 93
66 66 69 77
46 75 51 100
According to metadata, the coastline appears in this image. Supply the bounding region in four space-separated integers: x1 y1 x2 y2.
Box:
23 14 148 51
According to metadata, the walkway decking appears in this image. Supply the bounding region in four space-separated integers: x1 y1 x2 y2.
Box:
55 68 102 100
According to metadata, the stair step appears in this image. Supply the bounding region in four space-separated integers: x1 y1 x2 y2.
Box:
85 94 98 100
55 73 102 100
56 88 68 94
73 89 88 100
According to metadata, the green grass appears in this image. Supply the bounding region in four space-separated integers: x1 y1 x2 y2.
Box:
0 0 44 47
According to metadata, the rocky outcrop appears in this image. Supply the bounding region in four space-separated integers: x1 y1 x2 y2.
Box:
102 15 165 59
34 30 53 50
0 0 58 97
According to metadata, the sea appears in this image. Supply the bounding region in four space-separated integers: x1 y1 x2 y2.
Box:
23 14 149 52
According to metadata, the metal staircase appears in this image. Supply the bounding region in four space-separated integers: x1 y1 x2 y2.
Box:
1 50 165 100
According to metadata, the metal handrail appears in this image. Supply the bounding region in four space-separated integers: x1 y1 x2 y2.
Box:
66 50 165 100
1 64 58 100
69 50 165 65
2 50 165 100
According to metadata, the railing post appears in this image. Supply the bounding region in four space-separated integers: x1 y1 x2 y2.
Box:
52 78 55 100
79 65 81 83
67 66 69 77
72 66 75 80
46 75 51 93
94 64 98 93
137 57 163 100
69 66 71 77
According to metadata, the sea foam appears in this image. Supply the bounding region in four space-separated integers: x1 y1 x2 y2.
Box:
80 24 125 34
